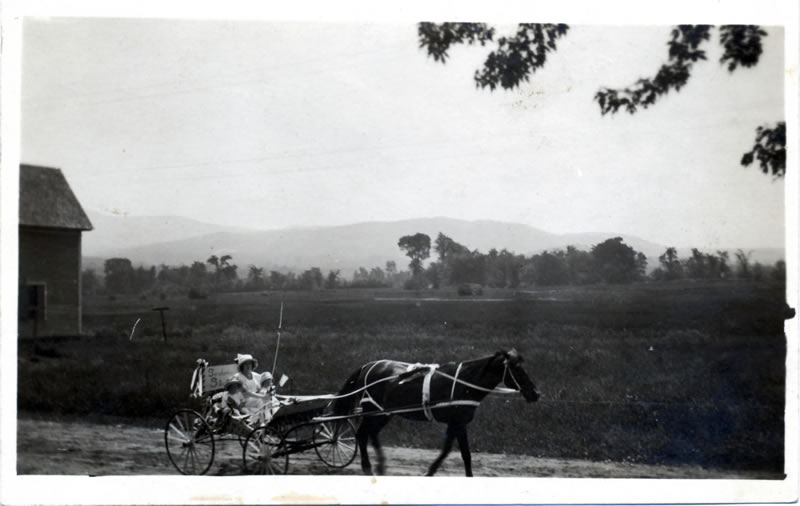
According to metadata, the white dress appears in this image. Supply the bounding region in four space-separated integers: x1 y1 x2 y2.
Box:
237 371 264 413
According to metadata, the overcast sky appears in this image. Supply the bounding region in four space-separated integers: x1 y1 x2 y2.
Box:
21 18 785 249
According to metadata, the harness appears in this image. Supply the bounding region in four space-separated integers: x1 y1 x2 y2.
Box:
356 359 523 421
258 357 526 424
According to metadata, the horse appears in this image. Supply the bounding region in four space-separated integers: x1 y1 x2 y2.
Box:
331 349 539 476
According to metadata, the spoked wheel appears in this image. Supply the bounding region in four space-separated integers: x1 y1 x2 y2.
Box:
243 426 287 475
313 420 358 468
164 409 215 475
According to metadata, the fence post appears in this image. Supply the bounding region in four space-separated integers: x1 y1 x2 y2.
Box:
152 306 170 344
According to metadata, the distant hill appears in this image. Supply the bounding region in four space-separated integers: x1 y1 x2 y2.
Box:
82 214 784 275
83 210 254 254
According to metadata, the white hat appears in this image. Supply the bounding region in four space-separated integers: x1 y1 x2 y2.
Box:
235 353 258 370
260 372 274 384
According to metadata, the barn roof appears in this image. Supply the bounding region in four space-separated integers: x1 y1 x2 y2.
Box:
19 164 93 231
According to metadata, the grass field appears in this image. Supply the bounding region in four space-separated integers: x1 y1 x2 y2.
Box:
17 280 788 475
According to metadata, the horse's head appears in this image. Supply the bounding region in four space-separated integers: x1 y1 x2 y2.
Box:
499 349 540 403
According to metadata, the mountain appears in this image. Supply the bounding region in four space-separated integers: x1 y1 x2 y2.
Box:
83 210 254 254
82 213 784 275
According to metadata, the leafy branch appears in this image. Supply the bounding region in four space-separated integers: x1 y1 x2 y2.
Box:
741 122 786 178
595 25 711 115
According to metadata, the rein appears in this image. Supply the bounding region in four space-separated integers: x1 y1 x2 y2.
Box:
439 362 521 396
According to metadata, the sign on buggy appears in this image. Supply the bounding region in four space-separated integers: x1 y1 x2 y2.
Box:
203 364 239 392
189 360 241 397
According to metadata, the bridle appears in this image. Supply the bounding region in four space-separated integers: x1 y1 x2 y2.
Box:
502 360 525 392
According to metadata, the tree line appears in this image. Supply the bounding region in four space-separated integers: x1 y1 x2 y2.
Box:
82 256 413 297
396 232 784 289
398 233 648 289
83 233 784 298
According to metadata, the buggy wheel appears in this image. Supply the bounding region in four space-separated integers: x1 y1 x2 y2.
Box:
313 420 358 468
165 409 215 475
243 426 287 475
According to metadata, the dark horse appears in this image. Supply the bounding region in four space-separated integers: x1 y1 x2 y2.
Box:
332 349 539 476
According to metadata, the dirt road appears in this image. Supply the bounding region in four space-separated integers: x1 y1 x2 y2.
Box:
16 418 777 478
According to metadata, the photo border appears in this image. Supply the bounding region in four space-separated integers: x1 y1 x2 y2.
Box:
1 0 797 504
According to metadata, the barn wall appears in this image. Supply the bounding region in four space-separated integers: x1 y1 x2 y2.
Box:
18 226 83 337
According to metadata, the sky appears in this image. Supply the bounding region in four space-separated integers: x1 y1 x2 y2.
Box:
21 18 786 249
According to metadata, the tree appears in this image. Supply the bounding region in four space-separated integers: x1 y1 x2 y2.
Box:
425 262 442 289
485 249 524 288
447 250 486 285
325 270 341 289
247 266 265 290
658 247 684 280
531 251 569 286
299 267 324 290
219 255 238 285
398 233 431 277
418 23 784 177
269 270 287 290
684 248 708 279
189 261 208 288
434 233 470 263
104 258 134 294
590 237 643 284
734 249 752 279
635 252 648 279
565 245 597 285
369 267 386 285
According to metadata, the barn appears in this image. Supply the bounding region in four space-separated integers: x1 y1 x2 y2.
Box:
18 164 93 338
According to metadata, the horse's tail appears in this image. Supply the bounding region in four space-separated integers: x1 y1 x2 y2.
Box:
331 367 364 416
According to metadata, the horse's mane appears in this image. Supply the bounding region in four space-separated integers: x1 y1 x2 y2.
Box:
478 350 506 377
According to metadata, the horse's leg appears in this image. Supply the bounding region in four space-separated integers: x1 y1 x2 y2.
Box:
426 424 456 477
367 417 391 475
454 425 473 477
369 429 386 475
356 422 372 475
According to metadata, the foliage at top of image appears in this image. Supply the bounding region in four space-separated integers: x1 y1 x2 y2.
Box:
417 22 785 177
741 122 786 178
417 23 495 63
719 25 768 72
595 25 711 115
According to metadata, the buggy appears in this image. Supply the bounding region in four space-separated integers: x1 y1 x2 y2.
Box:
164 359 357 475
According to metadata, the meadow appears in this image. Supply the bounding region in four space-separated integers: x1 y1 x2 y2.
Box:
17 280 788 475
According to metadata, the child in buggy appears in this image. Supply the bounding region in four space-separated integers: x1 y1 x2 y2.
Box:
210 374 278 435
209 376 254 436
258 372 281 424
